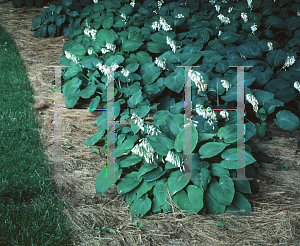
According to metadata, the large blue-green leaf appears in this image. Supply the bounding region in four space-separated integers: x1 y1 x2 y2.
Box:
147 135 174 156
199 142 229 159
174 124 198 155
79 84 97 99
204 186 226 214
226 192 252 214
62 77 82 96
218 31 240 45
180 52 201 66
274 110 299 131
172 185 204 213
220 148 256 169
114 139 135 158
208 177 235 205
147 41 170 53
266 49 287 67
117 172 142 194
167 170 190 196
130 194 152 218
237 42 263 59
165 68 185 93
95 163 122 195
217 125 238 144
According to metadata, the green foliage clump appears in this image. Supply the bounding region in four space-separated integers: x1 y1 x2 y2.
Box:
36 0 300 217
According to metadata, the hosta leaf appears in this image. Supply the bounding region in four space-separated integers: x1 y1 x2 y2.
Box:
102 16 113 29
65 94 80 109
274 110 299 131
191 167 211 191
180 52 201 66
136 51 152 66
165 68 185 94
209 177 235 205
174 124 198 155
128 90 143 108
136 180 155 198
62 77 82 97
218 31 240 45
117 172 142 194
202 50 222 64
226 192 252 213
167 170 190 196
143 166 166 182
237 42 263 59
266 49 287 67
55 14 66 27
172 185 204 213
220 148 256 169
114 139 135 158
79 84 97 99
231 172 252 194
210 163 230 177
204 187 226 214
95 163 122 195
105 54 124 66
147 41 170 53
89 96 100 111
119 154 142 168
146 135 174 156
31 15 43 29
153 178 169 207
48 24 56 37
199 142 229 159
130 194 151 218
63 64 83 80
83 124 107 146
217 124 238 144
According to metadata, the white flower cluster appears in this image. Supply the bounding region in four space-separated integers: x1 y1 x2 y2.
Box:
220 110 229 121
65 51 78 64
131 113 162 136
120 13 128 23
130 113 164 165
155 57 167 70
267 42 273 51
121 68 130 77
166 36 180 53
93 0 98 3
157 0 164 10
165 150 184 172
130 0 135 7
175 13 185 18
95 62 119 76
221 79 232 91
195 104 218 129
228 7 234 13
247 0 253 10
294 81 300 92
297 11 300 17
151 16 172 32
217 13 231 25
282 55 296 71
131 138 159 165
250 23 258 34
215 4 220 13
188 70 207 93
101 43 116 54
218 30 222 36
84 27 97 41
246 93 259 112
241 12 248 23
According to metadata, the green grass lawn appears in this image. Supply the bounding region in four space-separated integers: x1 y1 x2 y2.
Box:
0 25 73 245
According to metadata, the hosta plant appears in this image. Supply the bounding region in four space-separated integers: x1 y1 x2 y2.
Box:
50 0 300 217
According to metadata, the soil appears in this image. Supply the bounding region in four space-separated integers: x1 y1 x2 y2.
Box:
0 2 300 245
